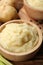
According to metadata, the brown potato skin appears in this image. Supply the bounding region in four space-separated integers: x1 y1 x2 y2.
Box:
0 0 18 22
0 0 15 6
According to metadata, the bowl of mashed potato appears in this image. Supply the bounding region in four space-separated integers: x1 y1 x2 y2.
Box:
24 0 43 20
0 20 42 61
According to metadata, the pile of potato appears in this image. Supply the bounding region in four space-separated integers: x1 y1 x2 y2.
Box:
0 0 17 22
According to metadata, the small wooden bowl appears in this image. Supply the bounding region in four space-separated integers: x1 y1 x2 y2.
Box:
24 0 43 20
0 20 42 61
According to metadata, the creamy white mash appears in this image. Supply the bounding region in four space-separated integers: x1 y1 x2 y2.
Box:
27 0 43 10
0 23 38 53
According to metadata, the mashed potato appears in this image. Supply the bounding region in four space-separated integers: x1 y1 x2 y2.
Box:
0 23 39 53
27 0 43 10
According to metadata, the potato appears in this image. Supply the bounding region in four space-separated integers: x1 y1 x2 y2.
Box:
0 0 23 10
0 5 17 22
14 0 23 10
0 0 15 6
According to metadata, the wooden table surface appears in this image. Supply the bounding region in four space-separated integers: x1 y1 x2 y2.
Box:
0 0 43 65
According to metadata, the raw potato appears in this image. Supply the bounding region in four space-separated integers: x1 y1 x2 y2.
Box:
0 5 17 22
0 0 15 6
14 0 23 10
0 0 18 22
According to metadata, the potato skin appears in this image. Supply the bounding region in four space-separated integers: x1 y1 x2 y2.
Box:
0 5 17 22
0 0 18 22
14 0 23 10
0 0 15 6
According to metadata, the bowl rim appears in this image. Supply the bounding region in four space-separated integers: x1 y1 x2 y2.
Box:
0 20 42 56
24 0 43 12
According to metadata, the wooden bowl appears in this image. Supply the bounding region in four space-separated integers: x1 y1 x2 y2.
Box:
24 0 43 20
0 20 42 61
